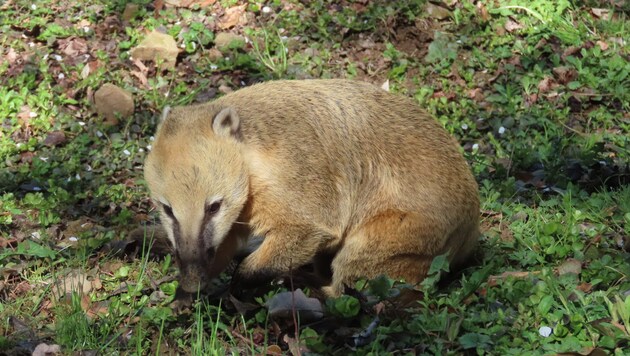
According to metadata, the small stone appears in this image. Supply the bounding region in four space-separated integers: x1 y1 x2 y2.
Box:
122 3 139 22
266 289 323 322
43 131 67 147
425 3 451 20
206 48 223 61
538 326 552 337
94 83 134 125
130 31 180 69
214 32 246 52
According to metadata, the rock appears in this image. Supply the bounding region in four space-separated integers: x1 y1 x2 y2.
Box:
130 31 179 69
266 289 323 322
121 3 139 22
43 131 66 147
425 3 452 20
214 32 246 52
94 83 134 125
206 48 223 61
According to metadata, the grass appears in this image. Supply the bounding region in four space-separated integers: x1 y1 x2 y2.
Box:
1 0 629 354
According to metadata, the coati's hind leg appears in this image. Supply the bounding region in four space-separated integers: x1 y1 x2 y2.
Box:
322 211 469 297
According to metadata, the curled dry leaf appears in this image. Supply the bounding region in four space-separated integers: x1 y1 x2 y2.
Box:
58 37 88 57
553 66 578 84
165 0 216 7
487 270 540 287
537 76 557 93
218 4 247 30
590 8 611 20
504 18 523 32
32 343 62 356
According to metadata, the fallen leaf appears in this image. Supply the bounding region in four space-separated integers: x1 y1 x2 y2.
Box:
43 131 66 147
476 2 490 22
32 343 61 356
164 0 216 7
596 40 608 51
6 47 18 64
58 37 88 57
557 258 582 276
284 334 309 356
505 18 523 32
265 344 283 355
425 3 451 20
553 66 578 84
537 76 557 93
468 88 484 101
218 4 246 30
576 282 593 293
487 271 540 287
590 8 610 20
48 269 92 300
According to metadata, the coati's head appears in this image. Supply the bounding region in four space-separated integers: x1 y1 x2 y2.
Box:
144 106 249 293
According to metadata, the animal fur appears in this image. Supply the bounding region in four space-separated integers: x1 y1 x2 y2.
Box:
144 79 480 297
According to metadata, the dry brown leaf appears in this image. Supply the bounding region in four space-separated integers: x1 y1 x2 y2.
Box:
476 2 490 22
576 282 592 293
596 40 608 51
131 70 148 87
556 258 582 276
58 37 88 57
48 269 92 300
32 343 62 356
218 4 246 29
553 66 578 84
6 47 18 64
284 334 309 356
591 8 611 20
468 88 484 101
537 76 557 93
265 344 283 356
487 271 540 287
43 131 67 147
505 18 523 32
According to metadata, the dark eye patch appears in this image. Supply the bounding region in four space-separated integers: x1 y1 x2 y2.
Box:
205 200 222 216
162 204 175 219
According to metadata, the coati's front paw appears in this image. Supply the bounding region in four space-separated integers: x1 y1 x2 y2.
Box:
232 253 275 287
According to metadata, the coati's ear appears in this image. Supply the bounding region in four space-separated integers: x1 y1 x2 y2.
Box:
159 106 171 124
212 107 241 139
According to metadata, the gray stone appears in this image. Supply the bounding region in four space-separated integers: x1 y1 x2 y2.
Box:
94 83 134 125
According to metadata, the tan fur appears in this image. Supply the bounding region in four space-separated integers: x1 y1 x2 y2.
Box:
144 79 480 296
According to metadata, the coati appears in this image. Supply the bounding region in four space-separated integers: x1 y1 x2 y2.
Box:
144 79 480 297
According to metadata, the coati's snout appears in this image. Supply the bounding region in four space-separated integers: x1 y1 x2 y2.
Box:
177 244 215 293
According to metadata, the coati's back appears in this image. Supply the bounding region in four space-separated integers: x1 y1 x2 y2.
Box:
185 80 478 240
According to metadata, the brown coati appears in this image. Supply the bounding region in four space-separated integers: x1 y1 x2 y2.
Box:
144 79 480 297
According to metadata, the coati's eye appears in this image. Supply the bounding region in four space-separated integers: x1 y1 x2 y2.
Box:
205 200 222 216
162 204 175 219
